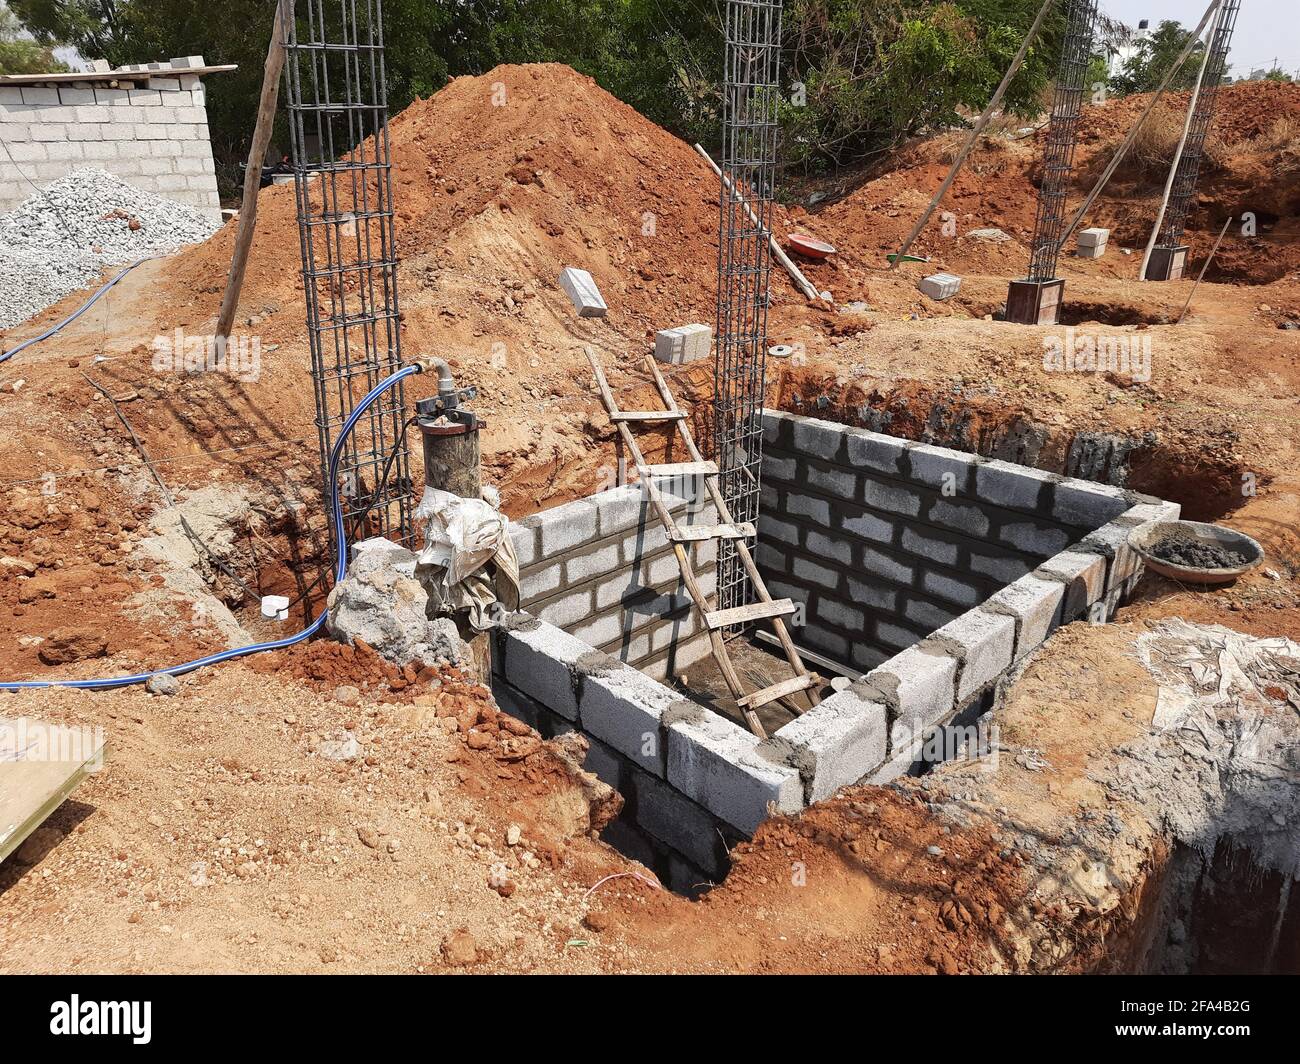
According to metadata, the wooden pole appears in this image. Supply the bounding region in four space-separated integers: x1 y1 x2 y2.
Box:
1054 0 1223 257
216 0 292 342
1139 5 1221 281
693 142 822 301
1176 216 1232 323
888 0 1057 269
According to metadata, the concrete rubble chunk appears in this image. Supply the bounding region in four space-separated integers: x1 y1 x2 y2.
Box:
558 266 608 317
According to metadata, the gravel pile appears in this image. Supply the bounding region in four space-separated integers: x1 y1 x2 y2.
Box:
0 168 221 330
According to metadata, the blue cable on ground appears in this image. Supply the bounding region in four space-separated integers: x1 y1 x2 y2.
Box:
0 258 152 366
0 363 422 691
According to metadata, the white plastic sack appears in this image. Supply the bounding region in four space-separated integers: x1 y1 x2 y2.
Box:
416 487 519 629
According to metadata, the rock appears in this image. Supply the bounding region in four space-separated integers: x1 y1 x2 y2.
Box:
145 672 179 696
38 627 107 665
583 910 612 932
443 929 477 966
506 824 521 846
334 684 361 706
967 227 1010 242
356 825 382 849
326 537 470 667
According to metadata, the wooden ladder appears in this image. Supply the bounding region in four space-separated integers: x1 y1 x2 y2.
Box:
585 347 821 738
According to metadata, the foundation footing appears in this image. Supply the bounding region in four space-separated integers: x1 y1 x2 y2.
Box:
1144 245 1189 281
1005 278 1065 325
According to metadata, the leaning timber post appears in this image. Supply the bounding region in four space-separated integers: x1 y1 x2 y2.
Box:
416 365 491 683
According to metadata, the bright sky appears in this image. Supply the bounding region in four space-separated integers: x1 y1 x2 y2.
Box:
1101 0 1300 79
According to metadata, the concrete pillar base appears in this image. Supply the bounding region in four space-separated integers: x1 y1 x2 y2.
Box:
1005 278 1065 325
1144 245 1189 281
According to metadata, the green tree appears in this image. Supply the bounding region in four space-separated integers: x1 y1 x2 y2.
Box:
0 2 69 73
1263 67 1293 82
1109 19 1213 96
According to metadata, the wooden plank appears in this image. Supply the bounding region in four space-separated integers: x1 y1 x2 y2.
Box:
1 717 104 865
638 461 719 477
609 410 687 423
672 522 755 543
738 672 818 710
706 598 797 630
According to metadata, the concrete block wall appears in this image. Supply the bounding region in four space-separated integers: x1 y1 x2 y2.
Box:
757 410 1135 673
509 483 717 681
0 60 221 219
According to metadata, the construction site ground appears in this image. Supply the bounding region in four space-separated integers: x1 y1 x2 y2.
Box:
1 65 1297 973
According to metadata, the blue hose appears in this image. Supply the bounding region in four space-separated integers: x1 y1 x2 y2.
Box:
0 363 423 691
0 258 152 365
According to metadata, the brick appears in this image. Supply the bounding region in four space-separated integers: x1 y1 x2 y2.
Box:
170 55 207 69
57 87 96 107
875 618 922 651
861 644 959 730
1037 549 1107 621
1052 477 1129 528
863 478 922 518
806 462 856 499
792 555 839 590
785 491 829 525
927 609 1015 703
497 621 589 721
653 323 711 364
974 459 1056 513
767 685 888 802
981 573 1065 659
1078 520 1140 593
666 710 803 834
901 524 959 567
841 507 894 543
558 266 607 317
927 497 989 536
846 576 898 613
845 429 909 476
765 454 797 481
805 529 852 565
758 515 799 547
627 766 728 871
922 569 984 607
860 547 912 586
19 87 59 105
817 597 864 633
999 520 1072 558
147 77 183 93
906 443 979 495
918 272 961 300
30 123 67 142
581 664 681 775
1077 227 1110 248
537 497 599 554
792 416 845 461
128 89 163 106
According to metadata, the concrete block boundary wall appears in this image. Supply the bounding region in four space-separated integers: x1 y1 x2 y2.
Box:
0 57 221 219
758 409 1181 802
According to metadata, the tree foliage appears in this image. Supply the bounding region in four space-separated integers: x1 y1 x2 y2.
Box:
7 0 1100 185
1108 18 1218 97
0 2 69 73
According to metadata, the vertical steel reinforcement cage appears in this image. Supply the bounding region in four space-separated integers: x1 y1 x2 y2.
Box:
1156 0 1241 251
1024 0 1098 283
283 0 414 548
714 0 783 622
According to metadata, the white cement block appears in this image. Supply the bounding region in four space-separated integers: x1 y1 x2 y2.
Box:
771 685 889 802
558 267 608 318
982 573 1066 660
929 609 1016 703
862 644 959 731
1077 227 1110 248
653 323 712 364
918 272 962 301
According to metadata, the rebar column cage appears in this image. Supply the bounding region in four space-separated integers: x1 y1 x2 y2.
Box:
283 0 414 547
714 0 783 621
1156 0 1240 251
1024 0 1098 282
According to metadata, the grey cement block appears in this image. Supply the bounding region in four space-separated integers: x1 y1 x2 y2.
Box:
785 491 830 524
579 663 679 775
845 429 909 476
1037 549 1108 621
768 685 888 802
999 520 1073 558
1079 520 1141 593
974 459 1055 514
1077 227 1110 248
841 508 894 544
848 576 899 613
905 443 979 495
806 463 857 499
927 609 1015 704
792 416 846 461
537 497 599 554
863 478 923 518
498 622 589 721
666 710 804 834
861 644 959 731
1051 477 1129 528
981 573 1065 660
558 266 608 317
628 766 728 872
759 515 800 548
922 569 985 608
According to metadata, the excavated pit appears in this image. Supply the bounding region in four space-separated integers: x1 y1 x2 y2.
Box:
492 408 1180 893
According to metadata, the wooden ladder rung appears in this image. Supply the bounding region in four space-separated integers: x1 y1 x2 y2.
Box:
706 598 797 630
639 461 719 477
738 672 819 710
609 410 687 423
671 522 755 543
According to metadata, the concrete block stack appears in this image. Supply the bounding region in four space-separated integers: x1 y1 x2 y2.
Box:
918 272 962 300
653 324 712 365
1076 227 1110 259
